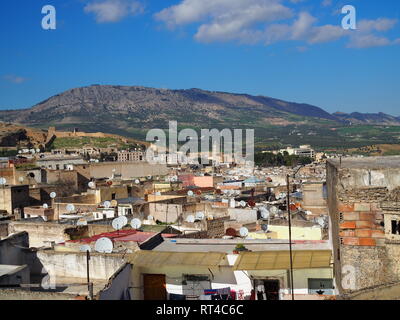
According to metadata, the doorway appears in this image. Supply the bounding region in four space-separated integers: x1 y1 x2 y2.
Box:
143 274 167 300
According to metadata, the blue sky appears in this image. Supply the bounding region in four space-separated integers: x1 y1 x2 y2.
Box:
0 0 399 115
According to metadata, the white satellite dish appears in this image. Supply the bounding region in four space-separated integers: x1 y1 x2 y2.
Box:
147 175 152 180
187 190 194 197
50 192 57 199
261 224 269 232
317 217 326 227
239 227 249 237
42 203 49 209
195 212 205 221
18 177 24 183
103 201 111 209
80 244 91 252
88 181 96 189
270 206 278 215
131 218 142 229
77 219 88 226
147 215 154 221
66 204 75 212
112 216 126 230
36 148 41 153
134 179 140 184
94 237 113 253
186 215 195 223
240 201 246 207
260 208 270 220
0 178 7 185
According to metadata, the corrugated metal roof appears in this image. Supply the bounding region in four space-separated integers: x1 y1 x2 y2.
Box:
233 250 332 270
128 250 227 267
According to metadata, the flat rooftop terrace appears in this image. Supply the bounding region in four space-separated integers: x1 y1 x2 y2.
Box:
328 156 400 170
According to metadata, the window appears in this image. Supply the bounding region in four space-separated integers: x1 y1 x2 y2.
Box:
392 220 400 235
308 278 334 295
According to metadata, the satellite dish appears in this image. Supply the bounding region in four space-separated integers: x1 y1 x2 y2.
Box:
18 177 24 183
94 237 113 253
317 217 326 228
88 181 96 189
131 218 142 229
111 200 118 207
50 192 57 199
239 227 249 238
103 201 111 209
260 207 270 220
186 215 195 223
187 190 194 197
77 219 88 226
66 204 75 212
80 244 91 252
240 201 246 207
112 216 127 230
134 179 140 184
147 215 154 221
147 175 152 180
155 192 161 196
270 206 278 215
261 224 269 232
207 215 214 220
0 178 7 185
42 203 49 209
195 212 205 221
36 148 40 153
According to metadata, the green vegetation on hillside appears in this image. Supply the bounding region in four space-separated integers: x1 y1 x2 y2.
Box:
255 151 313 167
50 137 129 149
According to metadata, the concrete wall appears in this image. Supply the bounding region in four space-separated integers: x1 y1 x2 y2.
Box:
88 162 168 180
148 203 182 223
98 263 132 300
36 250 125 280
131 254 333 300
227 208 257 223
0 265 30 286
8 222 86 247
0 185 30 215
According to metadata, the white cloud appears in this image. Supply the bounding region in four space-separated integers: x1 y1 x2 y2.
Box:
321 0 332 7
84 0 144 23
155 0 399 49
3 75 28 84
347 34 391 48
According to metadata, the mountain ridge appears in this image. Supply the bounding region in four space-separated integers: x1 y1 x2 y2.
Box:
0 85 399 143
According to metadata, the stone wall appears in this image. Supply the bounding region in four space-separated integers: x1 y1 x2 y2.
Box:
327 159 400 295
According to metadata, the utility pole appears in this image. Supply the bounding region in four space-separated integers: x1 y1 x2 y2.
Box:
86 250 93 300
286 174 295 301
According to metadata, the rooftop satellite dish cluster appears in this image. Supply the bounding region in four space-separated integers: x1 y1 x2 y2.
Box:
82 215 145 254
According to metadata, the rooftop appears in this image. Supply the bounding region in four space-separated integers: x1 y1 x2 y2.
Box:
328 156 400 170
153 239 331 254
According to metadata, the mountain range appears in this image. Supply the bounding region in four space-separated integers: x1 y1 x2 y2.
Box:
0 85 399 146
